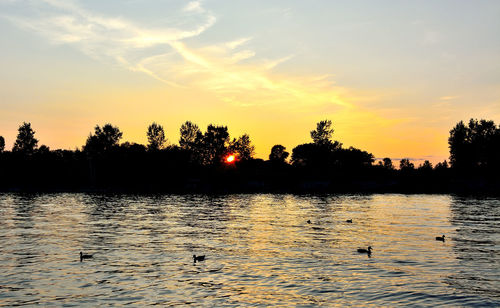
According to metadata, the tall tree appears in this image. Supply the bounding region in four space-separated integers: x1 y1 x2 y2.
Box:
200 125 230 165
84 123 123 154
269 144 289 163
147 122 166 151
12 122 38 154
229 134 255 161
179 121 201 151
0 136 5 153
311 120 334 146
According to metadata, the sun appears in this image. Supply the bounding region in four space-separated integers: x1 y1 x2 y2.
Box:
225 154 235 163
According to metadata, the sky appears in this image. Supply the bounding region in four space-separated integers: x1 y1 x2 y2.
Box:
1 0 499 164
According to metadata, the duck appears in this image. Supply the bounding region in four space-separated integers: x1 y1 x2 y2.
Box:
435 235 445 241
80 251 93 261
193 255 205 263
357 246 372 254
346 219 353 223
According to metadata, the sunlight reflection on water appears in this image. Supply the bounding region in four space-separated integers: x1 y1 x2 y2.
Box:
0 193 498 306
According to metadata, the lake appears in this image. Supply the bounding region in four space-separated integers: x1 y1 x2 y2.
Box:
0 193 498 306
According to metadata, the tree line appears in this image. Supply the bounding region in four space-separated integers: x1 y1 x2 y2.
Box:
0 118 498 193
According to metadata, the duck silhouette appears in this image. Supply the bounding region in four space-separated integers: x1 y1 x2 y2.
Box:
357 246 372 255
80 251 93 262
346 219 353 223
193 255 205 263
435 235 445 242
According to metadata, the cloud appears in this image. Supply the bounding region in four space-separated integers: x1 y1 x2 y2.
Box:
440 96 459 100
183 1 203 13
226 37 252 49
3 0 356 111
5 0 215 53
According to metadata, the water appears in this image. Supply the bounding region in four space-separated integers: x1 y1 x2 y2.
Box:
0 194 498 307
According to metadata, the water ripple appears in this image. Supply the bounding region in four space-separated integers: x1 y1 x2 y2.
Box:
0 193 498 306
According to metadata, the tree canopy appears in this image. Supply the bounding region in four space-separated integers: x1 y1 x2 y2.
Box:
449 118 500 171
399 158 414 171
269 144 289 163
199 125 230 165
12 122 38 155
147 122 167 151
179 121 201 151
311 120 335 147
229 134 255 161
382 157 393 170
84 124 123 154
1 118 499 193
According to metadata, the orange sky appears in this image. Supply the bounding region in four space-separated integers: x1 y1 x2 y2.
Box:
1 1 499 165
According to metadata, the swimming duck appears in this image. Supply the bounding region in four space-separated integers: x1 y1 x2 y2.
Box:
80 251 93 261
346 219 353 223
435 235 445 241
193 255 205 263
357 246 372 254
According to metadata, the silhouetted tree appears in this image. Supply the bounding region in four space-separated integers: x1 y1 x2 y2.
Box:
311 120 334 145
229 134 255 161
291 143 331 168
338 147 374 169
418 160 433 171
434 160 449 170
179 121 201 151
449 118 500 171
12 122 38 155
198 125 230 165
84 123 123 154
291 120 344 169
399 158 414 170
269 144 289 163
37 145 50 155
382 157 394 169
147 122 167 151
1 117 499 194
121 142 147 152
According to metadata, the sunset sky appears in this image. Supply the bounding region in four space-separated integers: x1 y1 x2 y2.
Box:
1 0 499 164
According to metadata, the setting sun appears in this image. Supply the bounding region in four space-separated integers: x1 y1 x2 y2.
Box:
226 154 236 163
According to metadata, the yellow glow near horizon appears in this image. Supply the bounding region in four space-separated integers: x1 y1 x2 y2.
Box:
1 1 498 166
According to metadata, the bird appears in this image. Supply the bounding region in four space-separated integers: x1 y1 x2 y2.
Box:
346 219 352 223
307 220 311 224
435 235 445 241
357 246 372 255
193 255 205 263
80 251 93 261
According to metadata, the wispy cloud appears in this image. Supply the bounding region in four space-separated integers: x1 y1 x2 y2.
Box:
440 96 459 100
3 0 355 110
183 1 203 13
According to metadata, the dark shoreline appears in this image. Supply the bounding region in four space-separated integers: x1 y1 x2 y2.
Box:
1 178 499 196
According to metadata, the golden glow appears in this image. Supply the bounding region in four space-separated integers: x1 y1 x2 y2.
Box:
226 154 236 163
3 0 494 165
